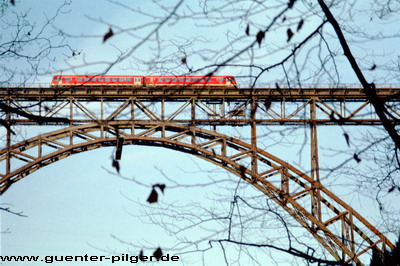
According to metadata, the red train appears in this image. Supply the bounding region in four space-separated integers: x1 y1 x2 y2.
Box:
51 75 237 87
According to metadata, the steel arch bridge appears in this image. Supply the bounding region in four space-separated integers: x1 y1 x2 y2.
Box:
1 85 399 265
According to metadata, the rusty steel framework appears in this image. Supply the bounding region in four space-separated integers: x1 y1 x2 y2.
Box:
1 85 399 264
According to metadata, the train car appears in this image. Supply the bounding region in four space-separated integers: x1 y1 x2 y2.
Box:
145 75 237 87
51 75 237 87
51 75 144 86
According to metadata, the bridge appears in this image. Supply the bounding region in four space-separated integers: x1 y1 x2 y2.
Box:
1 85 399 265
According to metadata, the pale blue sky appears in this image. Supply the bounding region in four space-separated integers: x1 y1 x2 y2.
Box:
1 1 399 265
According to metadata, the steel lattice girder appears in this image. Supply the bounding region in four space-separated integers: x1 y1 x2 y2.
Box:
1 86 399 265
0 121 394 265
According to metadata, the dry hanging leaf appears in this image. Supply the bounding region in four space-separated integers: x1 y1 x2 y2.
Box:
256 30 265 47
103 28 114 43
112 159 120 173
343 132 350 147
147 188 158 203
288 0 296 9
297 19 304 32
353 153 361 163
287 28 294 42
153 247 163 260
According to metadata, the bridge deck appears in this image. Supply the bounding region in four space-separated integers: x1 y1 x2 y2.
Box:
1 86 399 102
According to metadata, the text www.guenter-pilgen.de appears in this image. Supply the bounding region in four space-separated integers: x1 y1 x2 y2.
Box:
0 254 180 264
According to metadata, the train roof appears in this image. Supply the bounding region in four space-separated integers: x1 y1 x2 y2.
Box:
52 75 235 78
52 75 144 77
145 75 235 78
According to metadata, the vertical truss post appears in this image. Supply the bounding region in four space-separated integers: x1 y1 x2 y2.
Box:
251 98 258 179
191 97 195 123
39 96 42 117
191 97 196 145
101 97 104 138
221 97 225 117
38 135 42 158
131 98 135 135
161 98 165 121
310 98 322 226
221 139 227 157
101 97 104 120
161 98 165 138
349 210 355 254
69 98 73 145
6 99 11 176
381 234 387 257
281 167 289 203
341 216 346 261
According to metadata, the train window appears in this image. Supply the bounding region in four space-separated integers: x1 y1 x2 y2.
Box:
179 78 184 82
120 78 125 82
127 78 132 82
84 78 90 82
158 78 163 82
77 77 82 82
166 78 170 82
92 78 96 82
206 77 211 82
200 78 204 82
105 78 110 82
172 78 176 82
112 78 117 82
218 78 223 82
193 78 198 82
99 78 103 82
65 78 71 82
186 78 191 82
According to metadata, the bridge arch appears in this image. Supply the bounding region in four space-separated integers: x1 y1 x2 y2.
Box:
0 121 393 264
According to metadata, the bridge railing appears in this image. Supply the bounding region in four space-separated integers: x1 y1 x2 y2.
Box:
0 82 399 89
0 83 51 88
244 83 400 89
